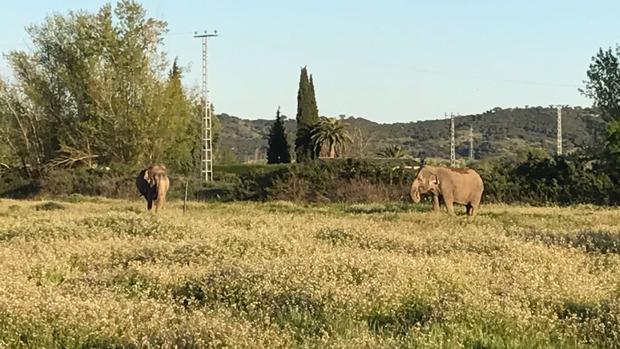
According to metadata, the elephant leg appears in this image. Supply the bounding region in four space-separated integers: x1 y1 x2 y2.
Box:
154 191 166 213
471 201 481 218
471 195 482 218
147 191 154 211
432 195 440 213
446 202 455 215
444 196 455 216
160 193 166 211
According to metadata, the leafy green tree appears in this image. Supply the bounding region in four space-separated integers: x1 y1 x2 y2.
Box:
215 146 240 165
267 107 291 164
582 45 620 182
311 117 351 158
159 58 200 175
583 48 620 123
377 145 410 159
295 67 320 162
583 47 620 157
0 1 197 175
0 58 56 176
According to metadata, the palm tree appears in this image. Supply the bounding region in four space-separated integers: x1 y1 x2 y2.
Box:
377 144 410 159
311 117 352 158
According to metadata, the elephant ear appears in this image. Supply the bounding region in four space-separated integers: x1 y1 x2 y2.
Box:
428 174 439 186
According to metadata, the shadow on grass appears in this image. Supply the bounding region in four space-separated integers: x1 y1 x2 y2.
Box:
366 296 434 337
33 201 65 211
343 202 428 214
170 268 330 340
555 299 620 347
515 229 620 254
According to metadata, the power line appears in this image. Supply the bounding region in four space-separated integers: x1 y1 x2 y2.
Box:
164 31 197 37
369 60 581 88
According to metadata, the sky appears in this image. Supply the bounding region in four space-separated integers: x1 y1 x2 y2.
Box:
1 0 619 123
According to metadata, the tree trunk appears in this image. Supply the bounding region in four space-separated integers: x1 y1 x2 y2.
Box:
329 144 336 158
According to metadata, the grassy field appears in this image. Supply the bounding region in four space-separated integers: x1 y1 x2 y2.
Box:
0 199 619 348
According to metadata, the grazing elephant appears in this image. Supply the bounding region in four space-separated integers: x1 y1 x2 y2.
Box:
136 164 170 212
410 165 484 216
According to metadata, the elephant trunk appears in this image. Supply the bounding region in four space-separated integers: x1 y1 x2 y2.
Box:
410 182 421 203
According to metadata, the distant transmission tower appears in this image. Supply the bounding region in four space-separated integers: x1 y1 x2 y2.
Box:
469 124 474 161
194 30 218 182
556 106 563 156
450 113 456 167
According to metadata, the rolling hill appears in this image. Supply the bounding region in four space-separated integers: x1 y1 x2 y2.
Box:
217 106 606 161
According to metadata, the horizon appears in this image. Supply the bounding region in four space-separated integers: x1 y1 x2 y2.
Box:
221 104 594 125
1 1 619 123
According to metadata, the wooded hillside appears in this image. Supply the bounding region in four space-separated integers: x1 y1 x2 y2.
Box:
218 106 604 161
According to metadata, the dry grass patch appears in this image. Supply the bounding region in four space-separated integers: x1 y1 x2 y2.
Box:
0 199 619 348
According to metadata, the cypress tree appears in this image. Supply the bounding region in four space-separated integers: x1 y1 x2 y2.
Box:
295 67 320 162
266 107 291 164
308 75 321 158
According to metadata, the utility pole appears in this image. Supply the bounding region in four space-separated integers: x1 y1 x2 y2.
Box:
194 30 218 182
450 113 456 167
469 124 474 161
556 106 562 156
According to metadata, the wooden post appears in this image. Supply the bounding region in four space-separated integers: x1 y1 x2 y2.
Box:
183 180 189 214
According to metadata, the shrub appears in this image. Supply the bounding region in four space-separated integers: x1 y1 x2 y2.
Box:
473 154 618 205
2 155 617 205
0 168 37 198
267 159 417 203
34 201 65 211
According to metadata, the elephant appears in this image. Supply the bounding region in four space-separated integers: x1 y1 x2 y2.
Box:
410 165 484 216
136 164 170 212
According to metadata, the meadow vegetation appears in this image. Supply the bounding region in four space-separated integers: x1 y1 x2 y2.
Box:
0 199 619 348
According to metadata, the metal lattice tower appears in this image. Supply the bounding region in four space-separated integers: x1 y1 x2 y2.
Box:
469 124 474 161
194 30 218 182
556 106 563 156
450 113 456 167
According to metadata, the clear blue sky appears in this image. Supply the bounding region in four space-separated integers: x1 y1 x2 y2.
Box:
1 1 619 123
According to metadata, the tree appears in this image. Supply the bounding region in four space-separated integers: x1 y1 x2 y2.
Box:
295 67 319 162
0 80 47 175
311 117 351 158
582 47 620 123
377 145 410 159
266 107 291 164
582 46 620 176
346 127 376 158
158 57 199 175
0 1 197 175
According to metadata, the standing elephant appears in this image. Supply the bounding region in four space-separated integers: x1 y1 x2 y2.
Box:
136 164 170 212
410 165 484 216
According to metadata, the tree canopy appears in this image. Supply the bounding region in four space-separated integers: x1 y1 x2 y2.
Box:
0 0 208 176
311 117 351 158
266 107 291 164
377 145 410 159
583 45 620 166
583 47 620 123
294 67 319 162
